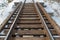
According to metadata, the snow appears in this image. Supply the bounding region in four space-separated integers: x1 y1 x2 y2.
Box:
26 0 33 3
34 0 44 3
0 29 5 35
0 0 23 25
44 5 54 13
50 2 60 17
0 1 14 25
44 1 54 13
44 1 60 26
44 1 60 16
52 16 60 26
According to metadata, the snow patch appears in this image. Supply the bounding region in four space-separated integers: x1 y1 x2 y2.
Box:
44 0 60 26
52 16 60 26
0 0 22 25
44 5 54 13
34 0 44 3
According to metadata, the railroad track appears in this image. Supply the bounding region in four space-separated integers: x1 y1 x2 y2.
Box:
0 0 60 40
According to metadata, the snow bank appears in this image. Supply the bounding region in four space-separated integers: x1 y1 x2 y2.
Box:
44 0 60 26
52 16 60 26
44 5 54 13
34 0 44 2
0 0 24 25
26 0 33 3
0 1 14 25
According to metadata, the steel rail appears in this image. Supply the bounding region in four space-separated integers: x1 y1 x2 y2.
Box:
33 0 54 40
4 0 26 40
